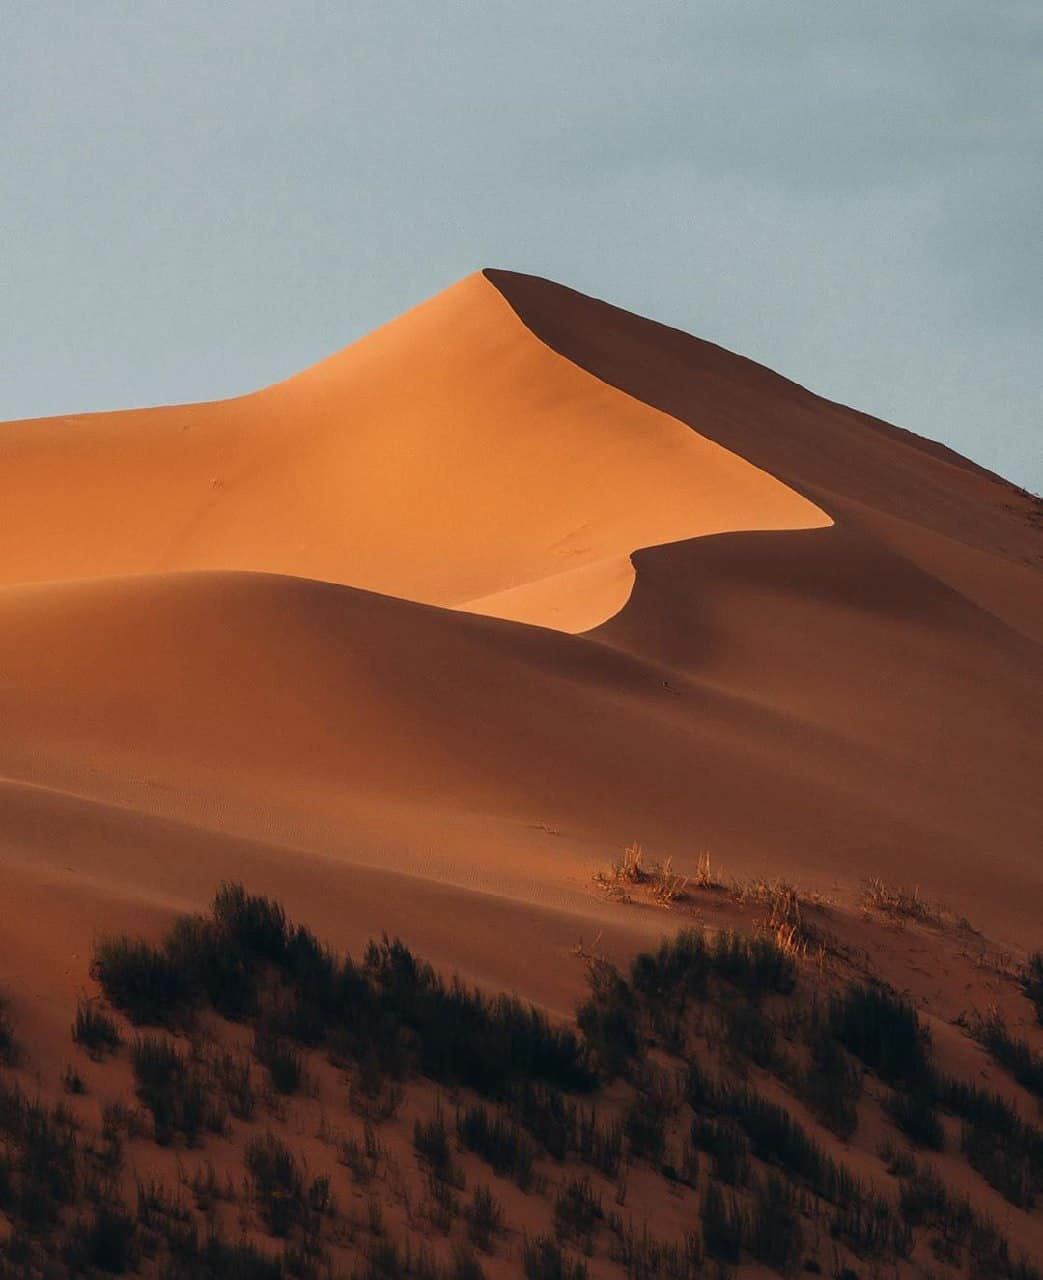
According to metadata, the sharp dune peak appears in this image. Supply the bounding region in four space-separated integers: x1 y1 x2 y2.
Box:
0 269 828 633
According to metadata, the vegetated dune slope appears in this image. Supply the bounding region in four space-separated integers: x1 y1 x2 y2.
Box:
1 268 1041 1056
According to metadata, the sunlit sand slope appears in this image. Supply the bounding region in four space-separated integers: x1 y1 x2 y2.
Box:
0 273 825 632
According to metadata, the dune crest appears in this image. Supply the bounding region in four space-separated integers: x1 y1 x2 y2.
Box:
0 273 826 632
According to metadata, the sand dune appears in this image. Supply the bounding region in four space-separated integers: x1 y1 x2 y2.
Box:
2 267 1041 1277
0 272 825 632
0 266 1040 1006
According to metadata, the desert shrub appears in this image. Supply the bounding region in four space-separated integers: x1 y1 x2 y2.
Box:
630 930 710 1006
721 1088 828 1194
522 1234 588 1280
254 1033 304 1095
831 1196 911 1259
898 1161 1040 1280
830 984 932 1091
721 1001 779 1068
939 1076 1043 1207
449 1244 486 1280
798 1016 861 1139
972 1011 1043 1099
131 1036 221 1146
72 997 122 1057
0 1080 78 1232
606 1220 704 1279
508 1083 568 1161
465 1185 504 1252
553 1175 602 1246
62 1064 87 1095
77 1203 137 1273
164 913 256 1021
208 1049 256 1121
414 1107 458 1185
245 1132 306 1237
576 960 640 1079
1020 951 1043 1025
710 929 796 998
960 1119 1038 1208
161 1233 286 1280
366 936 596 1095
690 1117 750 1186
92 937 195 1026
699 1181 745 1265
212 882 291 965
456 1104 536 1189
623 1090 668 1165
573 1107 624 1178
749 1174 803 1273
885 1087 943 1150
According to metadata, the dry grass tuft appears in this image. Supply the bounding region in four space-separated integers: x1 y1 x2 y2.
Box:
594 843 689 905
860 878 946 927
594 846 838 961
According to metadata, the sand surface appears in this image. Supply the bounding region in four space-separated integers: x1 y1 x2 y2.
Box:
0 267 1040 1119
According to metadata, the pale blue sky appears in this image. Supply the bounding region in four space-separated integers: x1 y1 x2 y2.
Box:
4 2 1040 490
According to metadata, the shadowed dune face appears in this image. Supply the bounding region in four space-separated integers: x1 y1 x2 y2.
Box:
486 268 1043 643
0 272 825 632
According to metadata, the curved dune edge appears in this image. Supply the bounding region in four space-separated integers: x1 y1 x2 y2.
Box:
0 273 829 632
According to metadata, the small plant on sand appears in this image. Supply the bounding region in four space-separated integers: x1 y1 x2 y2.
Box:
72 996 122 1057
522 1234 588 1280
244 1130 306 1237
553 1174 603 1248
859 878 945 926
699 1181 746 1266
465 1184 505 1252
456 1103 536 1189
253 1032 304 1095
414 1104 461 1187
130 1035 224 1146
595 843 689 904
969 1009 1043 1100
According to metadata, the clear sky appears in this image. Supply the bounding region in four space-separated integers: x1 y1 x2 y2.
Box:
4 2 1040 491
